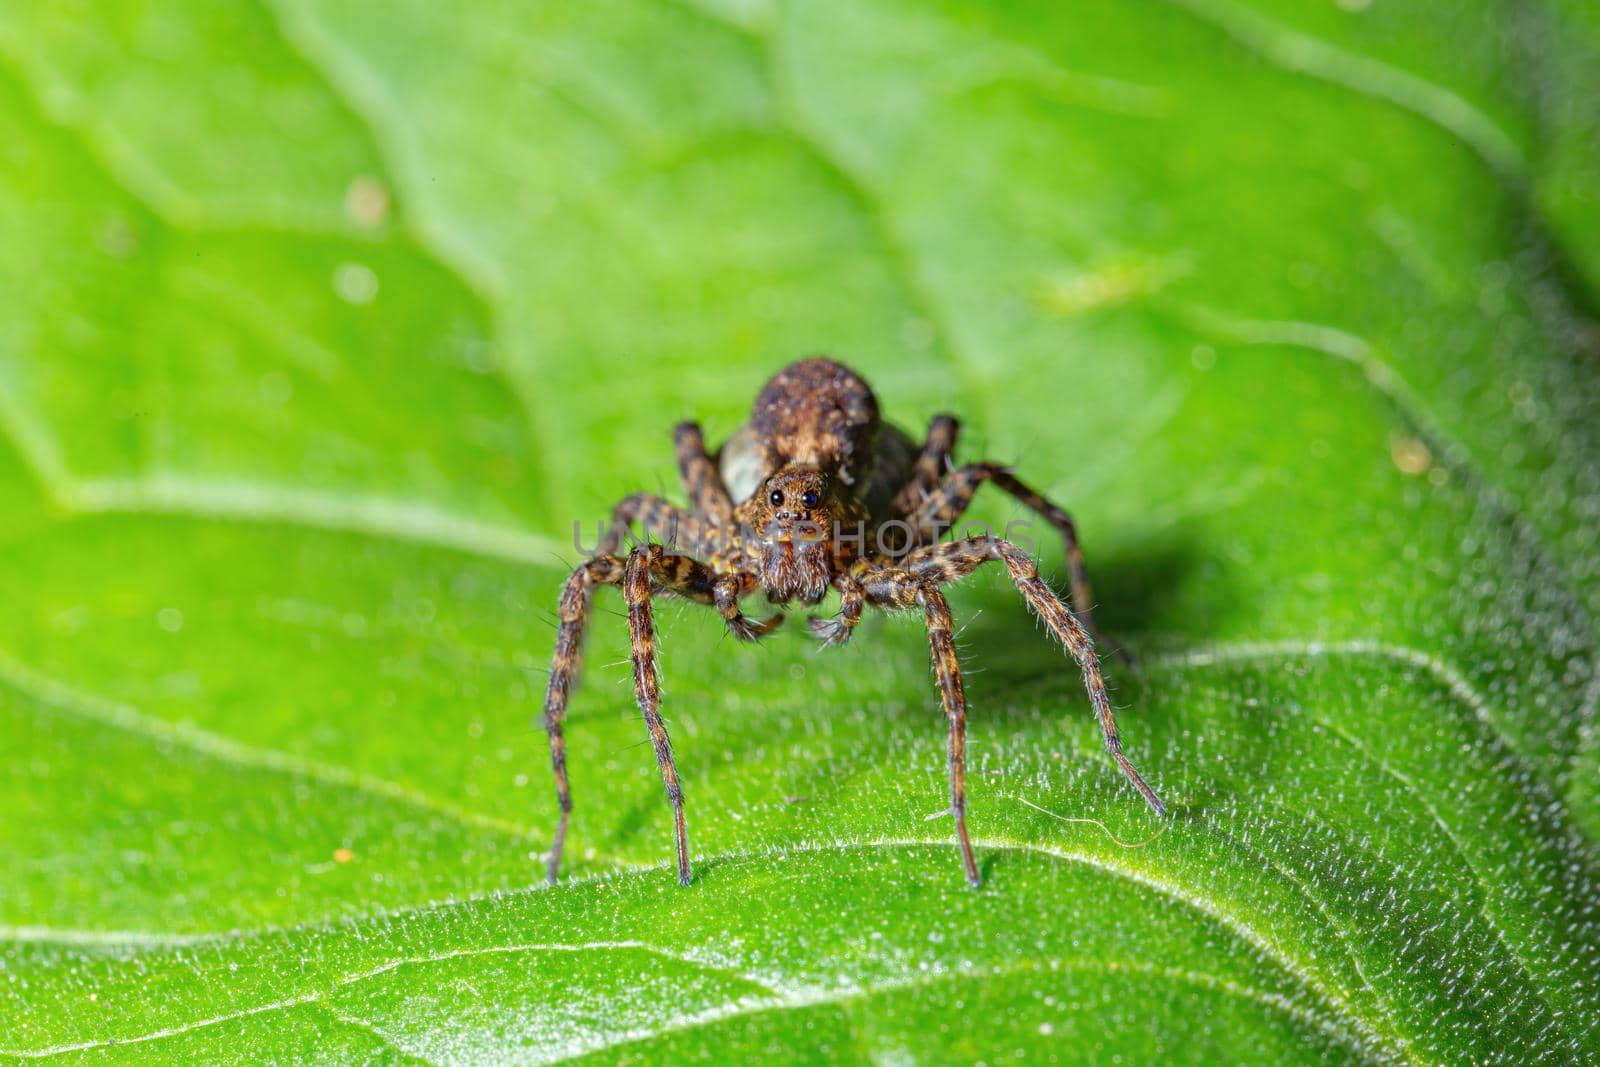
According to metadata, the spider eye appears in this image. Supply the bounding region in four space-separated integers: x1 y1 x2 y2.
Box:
769 489 784 507
800 490 820 509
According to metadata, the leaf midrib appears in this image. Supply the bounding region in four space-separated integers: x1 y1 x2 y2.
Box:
0 839 1405 1066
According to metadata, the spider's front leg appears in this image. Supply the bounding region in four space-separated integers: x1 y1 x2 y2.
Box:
905 536 1165 816
920 584 980 886
543 554 626 884
622 545 695 884
602 490 781 641
544 546 774 887
855 566 980 885
620 545 778 883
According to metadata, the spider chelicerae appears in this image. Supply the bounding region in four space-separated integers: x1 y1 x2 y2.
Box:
543 357 1164 887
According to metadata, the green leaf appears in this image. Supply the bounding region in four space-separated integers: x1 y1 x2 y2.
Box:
2 1 1597 1063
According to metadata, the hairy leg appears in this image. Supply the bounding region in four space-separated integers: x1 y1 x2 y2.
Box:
903 462 1107 645
544 547 774 885
922 583 980 885
623 546 694 885
715 570 784 641
889 413 960 516
600 492 715 557
543 554 626 884
674 421 734 525
807 573 865 646
849 567 979 883
900 536 1165 815
645 546 781 640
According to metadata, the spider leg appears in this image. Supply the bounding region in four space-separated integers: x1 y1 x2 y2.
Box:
807 573 864 647
851 567 979 884
905 461 1111 651
601 492 714 557
543 553 626 885
714 570 784 641
544 546 770 886
674 421 734 525
624 545 699 885
602 497 779 641
902 536 1165 816
889 413 960 516
920 583 980 886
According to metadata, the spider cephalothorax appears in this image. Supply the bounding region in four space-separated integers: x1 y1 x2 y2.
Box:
734 464 864 605
541 357 1164 888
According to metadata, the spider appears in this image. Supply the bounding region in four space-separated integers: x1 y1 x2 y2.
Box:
542 357 1164 888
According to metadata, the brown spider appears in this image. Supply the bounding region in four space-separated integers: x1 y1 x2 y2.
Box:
543 358 1164 888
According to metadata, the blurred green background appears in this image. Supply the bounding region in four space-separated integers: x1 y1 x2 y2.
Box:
2 1 1598 1063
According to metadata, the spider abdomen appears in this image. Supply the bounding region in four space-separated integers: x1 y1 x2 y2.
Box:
719 357 918 519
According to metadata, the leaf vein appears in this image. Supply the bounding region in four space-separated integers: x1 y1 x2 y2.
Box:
542 957 1392 1067
2 942 780 1059
1161 0 1524 177
0 646 548 845
65 475 569 566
